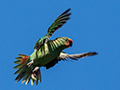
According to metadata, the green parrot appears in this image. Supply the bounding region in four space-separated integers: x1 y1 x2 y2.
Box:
14 8 97 85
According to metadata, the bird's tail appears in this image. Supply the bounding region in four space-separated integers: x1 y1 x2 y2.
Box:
14 54 41 85
67 52 98 60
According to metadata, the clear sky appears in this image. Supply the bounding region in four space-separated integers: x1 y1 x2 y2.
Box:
0 0 120 90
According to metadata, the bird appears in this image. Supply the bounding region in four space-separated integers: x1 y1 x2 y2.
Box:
14 8 98 85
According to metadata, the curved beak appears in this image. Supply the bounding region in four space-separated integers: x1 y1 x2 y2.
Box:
68 39 73 46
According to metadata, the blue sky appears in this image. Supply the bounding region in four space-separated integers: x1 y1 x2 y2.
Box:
0 0 120 90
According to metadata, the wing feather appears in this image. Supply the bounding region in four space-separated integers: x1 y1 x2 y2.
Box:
44 52 98 69
34 8 71 50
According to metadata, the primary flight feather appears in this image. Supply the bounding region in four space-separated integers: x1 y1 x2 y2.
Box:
14 8 97 85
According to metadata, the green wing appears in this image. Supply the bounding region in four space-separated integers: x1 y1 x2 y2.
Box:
34 8 71 50
47 8 71 37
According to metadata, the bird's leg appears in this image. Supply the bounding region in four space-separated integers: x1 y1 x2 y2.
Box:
27 60 34 67
33 66 39 72
31 66 40 80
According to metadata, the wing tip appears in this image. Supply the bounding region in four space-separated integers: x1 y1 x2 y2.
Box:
90 52 98 55
67 8 71 11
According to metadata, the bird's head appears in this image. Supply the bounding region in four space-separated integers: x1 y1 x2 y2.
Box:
64 37 73 47
54 37 73 48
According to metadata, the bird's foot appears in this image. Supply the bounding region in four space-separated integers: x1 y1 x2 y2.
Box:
27 60 34 67
31 66 40 80
33 66 39 72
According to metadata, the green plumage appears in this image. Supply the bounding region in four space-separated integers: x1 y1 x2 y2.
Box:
34 8 71 50
14 8 97 85
14 37 73 85
31 37 71 66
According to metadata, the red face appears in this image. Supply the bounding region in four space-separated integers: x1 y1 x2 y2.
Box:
65 38 73 47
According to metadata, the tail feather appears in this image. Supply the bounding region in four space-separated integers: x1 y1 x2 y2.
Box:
25 76 31 85
14 67 24 74
15 73 24 82
14 60 21 64
38 69 41 82
14 64 23 69
14 54 41 85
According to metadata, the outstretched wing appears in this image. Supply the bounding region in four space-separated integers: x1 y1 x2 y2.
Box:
34 8 71 50
47 8 71 37
44 52 98 69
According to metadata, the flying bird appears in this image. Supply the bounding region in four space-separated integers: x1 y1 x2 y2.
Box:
14 8 97 85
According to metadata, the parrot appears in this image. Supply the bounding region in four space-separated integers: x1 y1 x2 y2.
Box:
14 8 98 85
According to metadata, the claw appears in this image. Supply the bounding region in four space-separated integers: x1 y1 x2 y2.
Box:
31 66 40 81
33 66 39 72
27 60 34 67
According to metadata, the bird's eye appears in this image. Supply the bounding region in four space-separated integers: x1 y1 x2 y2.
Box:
65 39 69 41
